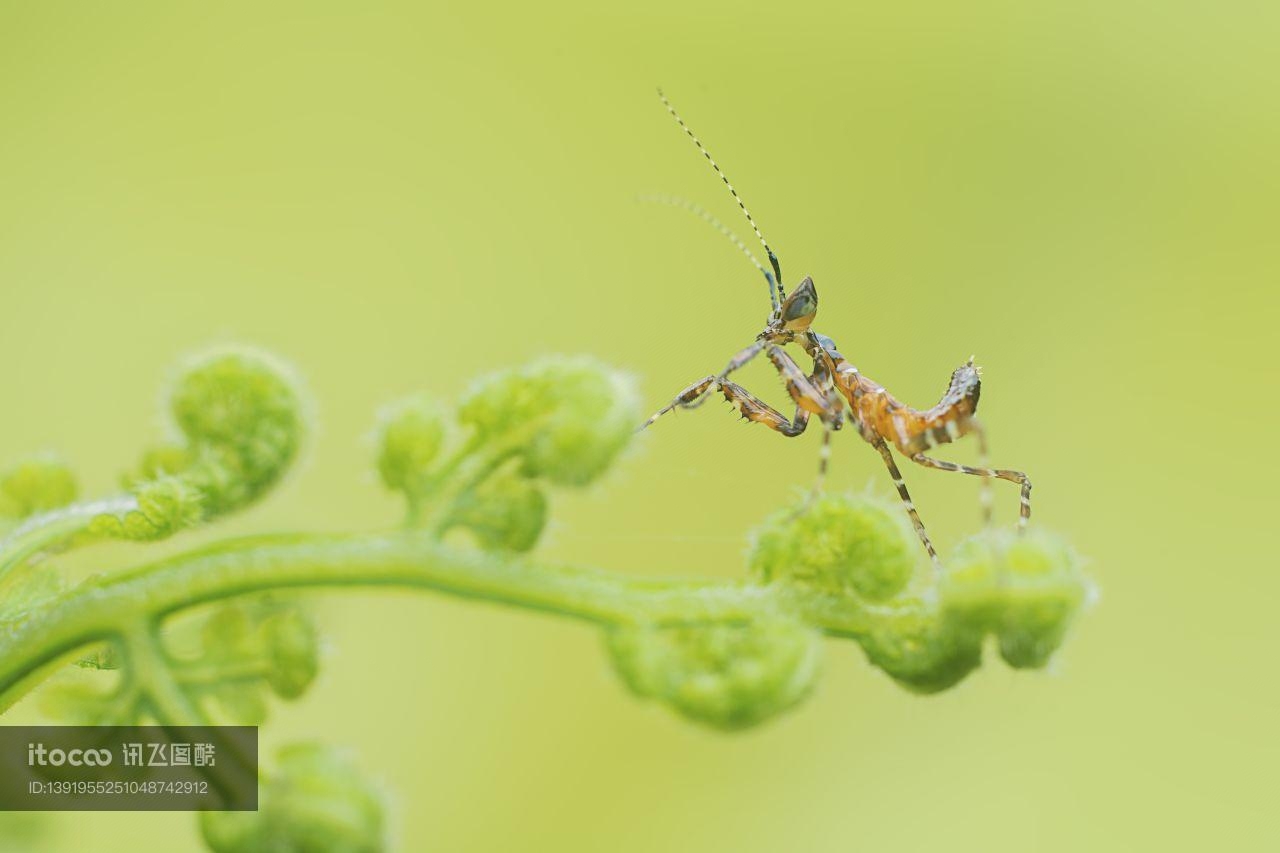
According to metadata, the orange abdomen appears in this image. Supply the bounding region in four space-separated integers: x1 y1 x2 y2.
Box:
838 362 981 455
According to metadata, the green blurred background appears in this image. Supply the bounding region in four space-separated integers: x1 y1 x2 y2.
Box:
0 1 1275 851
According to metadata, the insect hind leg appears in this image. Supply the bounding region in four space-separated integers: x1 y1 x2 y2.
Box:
875 439 941 571
966 418 997 527
907 448 1032 532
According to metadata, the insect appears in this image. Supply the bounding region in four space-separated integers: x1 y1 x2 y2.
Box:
640 91 1032 567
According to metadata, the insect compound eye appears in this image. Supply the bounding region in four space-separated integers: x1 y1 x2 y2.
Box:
780 276 818 328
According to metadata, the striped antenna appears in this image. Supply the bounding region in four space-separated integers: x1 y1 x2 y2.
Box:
639 194 780 313
658 89 785 309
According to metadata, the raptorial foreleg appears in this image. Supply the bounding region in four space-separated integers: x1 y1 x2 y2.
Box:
682 340 767 410
640 372 814 437
639 374 719 431
765 345 845 498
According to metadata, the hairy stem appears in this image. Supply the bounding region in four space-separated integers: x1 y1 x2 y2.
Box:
0 495 136 580
0 532 891 706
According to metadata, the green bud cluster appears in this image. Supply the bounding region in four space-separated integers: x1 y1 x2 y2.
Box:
744 493 1091 698
263 608 321 700
93 347 305 541
91 476 205 541
456 356 639 487
746 494 986 695
447 471 549 553
942 530 1092 669
186 602 320 724
375 392 448 496
856 600 984 694
375 357 638 552
201 742 384 853
607 608 823 731
749 493 916 602
168 348 304 510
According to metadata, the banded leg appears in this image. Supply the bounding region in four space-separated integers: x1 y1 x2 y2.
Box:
639 374 717 431
807 370 844 500
875 439 940 569
810 424 834 496
641 371 815 436
970 419 994 526
907 451 1032 531
783 423 836 522
683 341 766 410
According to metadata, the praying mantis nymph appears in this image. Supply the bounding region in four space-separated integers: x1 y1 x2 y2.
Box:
640 91 1032 568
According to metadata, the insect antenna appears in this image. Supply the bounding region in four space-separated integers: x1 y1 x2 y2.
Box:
658 89 786 309
639 194 780 313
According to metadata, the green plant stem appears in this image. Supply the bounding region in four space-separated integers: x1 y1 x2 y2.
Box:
403 435 484 527
0 532 896 708
177 660 271 688
0 495 136 580
412 443 517 534
123 625 207 725
123 625 262 804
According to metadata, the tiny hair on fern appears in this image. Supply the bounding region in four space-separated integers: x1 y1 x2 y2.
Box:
0 345 1092 851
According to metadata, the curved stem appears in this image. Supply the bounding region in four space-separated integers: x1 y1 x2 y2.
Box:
404 435 484 527
0 531 899 709
123 625 207 725
415 445 517 535
0 495 136 580
177 660 271 689
0 533 722 697
122 625 260 804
